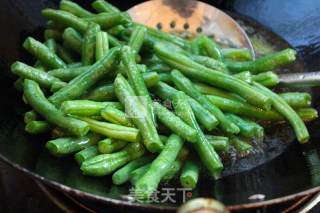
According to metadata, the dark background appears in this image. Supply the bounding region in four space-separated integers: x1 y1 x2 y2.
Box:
1 0 320 212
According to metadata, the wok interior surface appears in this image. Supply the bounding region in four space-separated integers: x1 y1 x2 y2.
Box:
0 0 320 210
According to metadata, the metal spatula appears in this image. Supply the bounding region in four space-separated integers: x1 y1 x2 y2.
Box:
127 0 320 87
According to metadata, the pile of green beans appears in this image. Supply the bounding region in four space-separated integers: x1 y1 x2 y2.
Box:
11 0 318 202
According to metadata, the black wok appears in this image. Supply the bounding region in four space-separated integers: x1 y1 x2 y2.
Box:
0 0 320 211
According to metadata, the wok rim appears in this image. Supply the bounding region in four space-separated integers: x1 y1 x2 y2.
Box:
1 153 320 211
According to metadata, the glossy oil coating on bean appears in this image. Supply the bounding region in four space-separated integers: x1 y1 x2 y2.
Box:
60 0 94 18
121 46 156 124
74 146 99 165
84 12 130 30
81 142 145 176
101 106 134 127
92 0 121 13
82 22 101 65
77 117 140 143
42 9 89 33
135 134 184 199
114 74 163 153
48 66 90 81
154 42 272 110
61 100 122 116
172 91 223 178
49 47 120 106
11 62 67 90
96 31 109 61
112 156 153 185
180 160 200 189
253 82 309 143
171 70 240 134
23 37 67 69
24 80 89 137
225 48 296 74
153 102 198 143
46 133 100 156
98 138 127 154
25 121 52 134
128 25 146 56
152 82 218 131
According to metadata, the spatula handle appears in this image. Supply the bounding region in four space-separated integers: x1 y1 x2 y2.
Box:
279 71 320 87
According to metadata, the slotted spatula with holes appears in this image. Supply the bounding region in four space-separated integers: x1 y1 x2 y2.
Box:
128 0 320 87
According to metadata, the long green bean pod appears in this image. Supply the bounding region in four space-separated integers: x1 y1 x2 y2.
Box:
152 82 218 131
296 108 318 122
233 71 252 84
46 133 100 156
76 117 140 143
84 12 130 30
48 66 90 81
252 71 280 87
194 82 244 101
49 46 120 106
128 25 146 56
207 95 317 122
101 106 134 127
221 48 253 61
62 27 83 54
42 9 89 34
98 138 127 154
225 48 297 74
82 22 100 65
25 121 52 134
253 82 309 143
92 0 121 13
279 92 312 109
225 113 264 138
112 156 154 185
135 134 184 199
114 74 163 152
145 26 188 49
205 135 230 152
83 84 115 101
61 100 122 116
130 163 151 186
189 55 228 73
197 35 222 61
171 70 239 134
162 160 183 181
81 72 159 101
75 146 99 165
23 37 66 69
180 160 200 189
153 102 197 143
172 91 223 178
11 62 67 90
121 46 155 124
154 42 272 110
196 82 312 109
96 31 109 61
81 142 145 176
60 0 94 18
24 80 89 137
